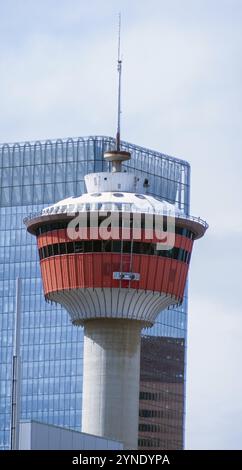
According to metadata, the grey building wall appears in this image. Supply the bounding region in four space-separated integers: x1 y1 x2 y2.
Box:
19 421 123 450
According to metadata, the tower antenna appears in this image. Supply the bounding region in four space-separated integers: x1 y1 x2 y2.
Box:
104 13 131 171
116 12 122 151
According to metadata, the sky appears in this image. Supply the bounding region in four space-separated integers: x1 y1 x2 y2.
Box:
1 0 242 449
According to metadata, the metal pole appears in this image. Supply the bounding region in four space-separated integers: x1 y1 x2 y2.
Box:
116 13 122 152
10 278 21 450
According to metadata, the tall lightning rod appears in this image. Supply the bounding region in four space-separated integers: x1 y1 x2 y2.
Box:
116 13 122 151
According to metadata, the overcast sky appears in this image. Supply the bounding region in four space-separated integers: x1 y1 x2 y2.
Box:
1 0 242 450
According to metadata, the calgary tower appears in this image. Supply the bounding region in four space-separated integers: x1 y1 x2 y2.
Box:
24 19 207 449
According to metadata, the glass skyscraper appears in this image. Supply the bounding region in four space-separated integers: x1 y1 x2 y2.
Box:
0 136 190 450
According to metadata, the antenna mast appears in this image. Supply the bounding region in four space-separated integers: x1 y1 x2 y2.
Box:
116 12 122 151
104 13 131 171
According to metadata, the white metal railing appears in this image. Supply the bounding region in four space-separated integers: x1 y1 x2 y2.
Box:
23 204 208 229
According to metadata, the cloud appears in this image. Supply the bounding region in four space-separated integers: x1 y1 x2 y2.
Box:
186 296 242 449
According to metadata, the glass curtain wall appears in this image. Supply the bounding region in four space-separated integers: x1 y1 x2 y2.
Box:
0 136 190 449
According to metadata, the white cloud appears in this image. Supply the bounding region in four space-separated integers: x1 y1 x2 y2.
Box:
186 296 242 449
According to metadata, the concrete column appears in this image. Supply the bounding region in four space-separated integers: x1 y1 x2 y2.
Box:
81 319 143 449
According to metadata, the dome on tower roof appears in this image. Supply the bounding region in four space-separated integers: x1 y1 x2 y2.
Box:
41 191 181 217
24 189 208 240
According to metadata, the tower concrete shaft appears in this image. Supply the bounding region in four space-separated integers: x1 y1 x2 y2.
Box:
82 319 143 449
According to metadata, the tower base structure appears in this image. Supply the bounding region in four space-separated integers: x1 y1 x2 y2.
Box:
81 319 143 449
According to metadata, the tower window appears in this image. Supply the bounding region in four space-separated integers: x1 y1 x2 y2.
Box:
39 240 191 265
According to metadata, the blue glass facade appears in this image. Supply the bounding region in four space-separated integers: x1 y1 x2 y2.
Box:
0 136 190 450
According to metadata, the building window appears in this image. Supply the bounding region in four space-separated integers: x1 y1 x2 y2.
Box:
39 240 191 265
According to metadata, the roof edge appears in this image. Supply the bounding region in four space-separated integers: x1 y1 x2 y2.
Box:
0 135 190 168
